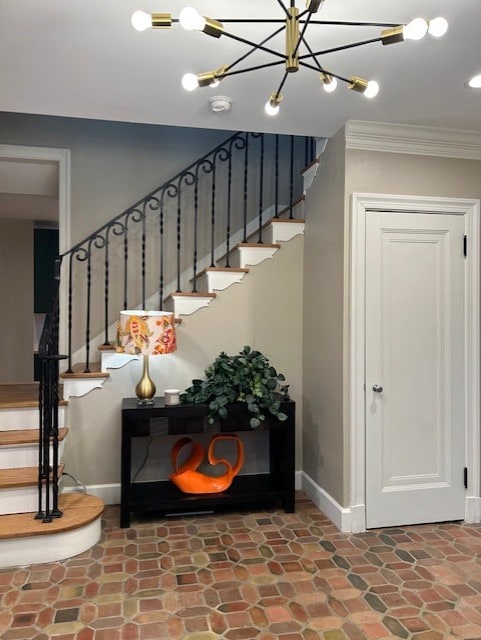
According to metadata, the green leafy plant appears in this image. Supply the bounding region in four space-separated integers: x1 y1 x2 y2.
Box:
181 346 290 428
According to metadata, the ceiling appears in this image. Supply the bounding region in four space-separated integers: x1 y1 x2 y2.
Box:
0 0 480 139
0 0 479 221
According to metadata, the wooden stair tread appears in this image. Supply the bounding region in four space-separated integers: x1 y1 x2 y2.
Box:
234 242 281 249
164 291 216 299
0 383 67 409
0 427 68 447
0 493 104 540
192 266 250 283
0 463 64 489
60 362 109 379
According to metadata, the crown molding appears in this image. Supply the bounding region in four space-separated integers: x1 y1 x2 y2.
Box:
345 120 481 160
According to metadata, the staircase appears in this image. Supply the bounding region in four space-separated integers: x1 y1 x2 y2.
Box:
0 130 319 569
0 384 104 567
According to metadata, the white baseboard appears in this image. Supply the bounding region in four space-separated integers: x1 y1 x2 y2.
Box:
301 472 357 532
63 483 121 505
465 496 481 523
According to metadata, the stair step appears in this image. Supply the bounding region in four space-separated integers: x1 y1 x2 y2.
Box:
0 492 103 540
0 383 67 408
0 464 64 489
60 362 110 379
0 427 68 469
0 426 68 447
0 493 104 568
60 363 109 400
193 267 249 292
164 292 217 317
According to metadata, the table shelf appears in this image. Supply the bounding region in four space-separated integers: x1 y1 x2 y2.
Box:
121 398 295 527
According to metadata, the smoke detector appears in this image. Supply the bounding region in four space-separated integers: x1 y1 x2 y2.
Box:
209 96 233 113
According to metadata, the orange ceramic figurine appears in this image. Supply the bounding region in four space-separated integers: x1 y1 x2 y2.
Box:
170 434 244 494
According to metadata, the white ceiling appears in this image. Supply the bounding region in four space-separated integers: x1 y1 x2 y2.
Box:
0 0 480 221
0 0 480 138
0 158 59 222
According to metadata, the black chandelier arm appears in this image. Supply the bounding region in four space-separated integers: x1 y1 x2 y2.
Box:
222 58 287 80
299 37 326 73
221 29 287 60
293 10 314 58
275 70 290 97
297 59 351 84
299 35 383 59
225 24 287 74
216 19 287 24
306 19 400 27
275 0 290 18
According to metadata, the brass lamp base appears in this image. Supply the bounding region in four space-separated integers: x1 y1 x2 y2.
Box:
135 355 156 405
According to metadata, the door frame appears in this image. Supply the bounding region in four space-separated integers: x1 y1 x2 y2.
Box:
349 193 480 532
0 144 71 356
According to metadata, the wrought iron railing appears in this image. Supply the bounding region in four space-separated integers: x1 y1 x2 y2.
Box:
37 129 315 521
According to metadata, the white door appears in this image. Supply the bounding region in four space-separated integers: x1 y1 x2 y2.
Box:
365 211 466 528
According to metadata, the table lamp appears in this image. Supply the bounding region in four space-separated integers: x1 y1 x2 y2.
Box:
117 310 177 404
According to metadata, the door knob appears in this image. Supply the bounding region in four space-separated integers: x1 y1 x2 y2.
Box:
372 384 383 393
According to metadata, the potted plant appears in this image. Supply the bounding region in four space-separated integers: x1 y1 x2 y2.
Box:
181 345 290 428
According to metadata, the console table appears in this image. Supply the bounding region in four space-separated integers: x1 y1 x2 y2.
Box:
120 398 295 528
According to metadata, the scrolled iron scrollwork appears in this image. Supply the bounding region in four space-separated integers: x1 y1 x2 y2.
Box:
110 219 127 237
72 246 90 263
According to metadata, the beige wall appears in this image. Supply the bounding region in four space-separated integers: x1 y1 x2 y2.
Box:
0 112 234 246
0 219 33 383
64 234 304 487
346 149 481 200
303 126 481 510
302 128 346 504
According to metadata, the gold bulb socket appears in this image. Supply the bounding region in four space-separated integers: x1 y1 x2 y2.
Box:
203 17 224 38
319 72 333 85
151 13 172 28
348 76 369 93
269 92 283 107
214 64 228 82
197 70 217 87
286 7 300 73
381 25 405 45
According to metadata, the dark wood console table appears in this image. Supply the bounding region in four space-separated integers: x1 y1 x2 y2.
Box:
120 398 295 528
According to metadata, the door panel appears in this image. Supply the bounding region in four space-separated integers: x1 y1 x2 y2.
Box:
365 212 465 528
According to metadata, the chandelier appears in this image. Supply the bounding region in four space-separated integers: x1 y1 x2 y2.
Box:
131 1 448 116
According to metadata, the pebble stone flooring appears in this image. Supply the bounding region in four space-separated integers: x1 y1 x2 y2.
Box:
2 492 481 640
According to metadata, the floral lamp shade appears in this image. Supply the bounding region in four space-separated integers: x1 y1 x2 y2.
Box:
117 310 176 404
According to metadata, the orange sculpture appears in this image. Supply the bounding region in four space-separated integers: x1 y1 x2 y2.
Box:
170 434 244 494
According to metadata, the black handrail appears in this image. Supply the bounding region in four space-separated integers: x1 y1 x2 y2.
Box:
37 129 315 522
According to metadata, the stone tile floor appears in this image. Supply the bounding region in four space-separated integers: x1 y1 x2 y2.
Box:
2 492 481 639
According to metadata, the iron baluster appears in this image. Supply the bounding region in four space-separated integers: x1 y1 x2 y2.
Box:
225 143 234 267
141 203 147 308
104 229 110 346
243 133 249 242
192 169 199 293
275 135 280 218
257 134 265 243
123 218 129 310
85 246 92 373
159 191 166 309
66 253 74 373
210 163 217 267
289 135 294 219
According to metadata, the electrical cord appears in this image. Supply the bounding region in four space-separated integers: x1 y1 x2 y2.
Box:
62 471 87 493
132 436 153 483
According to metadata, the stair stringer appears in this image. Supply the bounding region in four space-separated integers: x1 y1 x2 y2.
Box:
60 231 305 506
